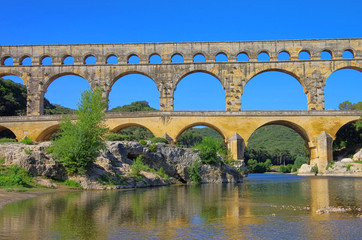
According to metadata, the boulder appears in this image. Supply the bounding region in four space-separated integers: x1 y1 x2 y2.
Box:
341 158 354 163
353 149 362 161
297 164 314 175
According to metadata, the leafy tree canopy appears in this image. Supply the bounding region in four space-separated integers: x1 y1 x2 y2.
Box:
339 101 362 110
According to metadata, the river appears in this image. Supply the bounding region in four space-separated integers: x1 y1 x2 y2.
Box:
0 174 361 239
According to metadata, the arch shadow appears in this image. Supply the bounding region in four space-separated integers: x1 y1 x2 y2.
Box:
36 125 60 142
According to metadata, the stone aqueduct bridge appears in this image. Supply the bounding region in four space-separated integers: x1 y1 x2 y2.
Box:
0 38 362 172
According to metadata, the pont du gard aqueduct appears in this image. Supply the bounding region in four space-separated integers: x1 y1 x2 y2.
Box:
0 38 362 172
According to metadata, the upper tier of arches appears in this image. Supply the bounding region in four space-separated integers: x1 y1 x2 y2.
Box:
0 39 360 66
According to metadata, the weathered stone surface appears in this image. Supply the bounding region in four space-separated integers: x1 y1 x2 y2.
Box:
341 158 354 163
0 141 246 189
353 149 362 161
297 164 315 176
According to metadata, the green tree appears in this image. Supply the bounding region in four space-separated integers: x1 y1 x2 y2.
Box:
109 101 157 112
0 78 27 116
50 88 108 174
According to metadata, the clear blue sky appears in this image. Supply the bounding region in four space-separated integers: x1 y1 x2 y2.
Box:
1 0 361 110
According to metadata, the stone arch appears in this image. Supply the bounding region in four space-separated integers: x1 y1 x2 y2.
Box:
343 49 355 59
106 54 118 64
20 56 32 65
111 123 157 138
175 69 225 90
45 72 90 91
175 122 227 143
62 55 74 65
171 53 184 63
237 52 249 61
257 51 270 61
278 50 290 61
298 50 311 60
40 55 53 65
331 119 360 139
0 125 18 140
215 52 228 62
193 53 206 62
0 71 30 85
320 49 333 59
127 54 140 64
83 54 97 64
246 68 306 90
36 124 60 142
149 53 162 64
110 71 157 90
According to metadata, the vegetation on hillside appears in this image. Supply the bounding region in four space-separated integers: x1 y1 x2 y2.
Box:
333 101 362 159
109 101 157 112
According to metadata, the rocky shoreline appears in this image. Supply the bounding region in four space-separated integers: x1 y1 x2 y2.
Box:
298 149 362 177
0 141 248 190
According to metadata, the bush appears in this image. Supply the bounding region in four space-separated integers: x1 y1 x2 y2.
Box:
50 88 108 175
325 161 335 170
0 158 4 165
157 167 170 181
188 160 201 183
292 156 308 172
264 159 272 172
279 164 293 173
151 137 169 144
149 144 157 152
0 165 33 187
20 137 33 145
64 179 82 189
139 139 147 146
105 133 129 141
0 138 17 143
130 155 149 176
311 164 318 174
195 137 222 165
247 159 273 173
24 148 33 155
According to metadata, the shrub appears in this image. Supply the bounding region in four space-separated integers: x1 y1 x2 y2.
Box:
24 148 33 155
0 138 17 143
311 164 318 174
247 159 272 173
188 160 201 183
0 165 33 187
50 88 108 175
325 161 335 170
0 158 5 165
64 179 82 189
149 144 157 152
139 139 147 146
195 137 222 165
105 133 129 141
130 155 149 176
20 137 33 145
292 156 308 172
264 159 272 172
345 164 352 171
151 137 169 144
157 167 170 181
279 164 293 173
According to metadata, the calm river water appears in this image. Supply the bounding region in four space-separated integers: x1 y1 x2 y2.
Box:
1 174 362 239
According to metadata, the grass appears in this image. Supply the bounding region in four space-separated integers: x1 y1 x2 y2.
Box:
0 164 35 188
64 180 82 189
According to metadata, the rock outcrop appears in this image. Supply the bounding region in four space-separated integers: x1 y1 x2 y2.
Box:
0 141 247 189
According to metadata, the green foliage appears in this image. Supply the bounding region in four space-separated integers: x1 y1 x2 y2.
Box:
354 160 362 164
0 165 33 187
0 158 4 165
149 144 157 152
333 121 362 159
345 164 352 171
245 125 309 166
0 138 17 143
130 155 149 176
188 160 201 183
247 159 271 173
109 101 158 112
51 88 108 175
20 137 33 145
24 148 33 155
311 164 318 174
139 139 147 146
279 164 293 173
0 78 74 116
151 137 169 144
0 78 27 116
117 126 154 141
338 101 362 110
156 167 170 181
325 161 335 170
105 133 130 141
292 156 308 172
195 137 223 165
64 179 82 189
